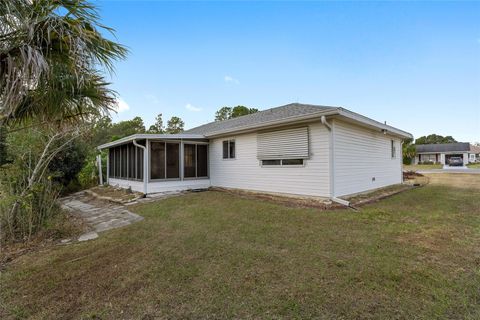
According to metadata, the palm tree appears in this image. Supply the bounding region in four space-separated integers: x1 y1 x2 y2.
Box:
0 0 127 127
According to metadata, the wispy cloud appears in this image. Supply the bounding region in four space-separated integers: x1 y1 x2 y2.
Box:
185 103 202 112
145 93 160 104
224 75 239 84
114 97 130 113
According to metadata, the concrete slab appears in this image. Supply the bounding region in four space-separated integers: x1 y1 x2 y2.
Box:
60 191 144 241
78 231 99 242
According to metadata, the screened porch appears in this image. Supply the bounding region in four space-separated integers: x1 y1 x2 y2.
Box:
101 135 211 194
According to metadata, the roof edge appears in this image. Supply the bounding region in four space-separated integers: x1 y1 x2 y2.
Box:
97 133 207 150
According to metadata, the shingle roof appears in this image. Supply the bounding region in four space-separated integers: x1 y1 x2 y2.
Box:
185 103 338 135
415 143 470 153
470 144 480 154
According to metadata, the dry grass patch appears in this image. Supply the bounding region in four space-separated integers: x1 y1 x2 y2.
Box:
424 173 480 190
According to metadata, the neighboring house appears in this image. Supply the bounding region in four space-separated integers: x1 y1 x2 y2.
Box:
468 144 480 163
415 143 479 165
97 103 412 201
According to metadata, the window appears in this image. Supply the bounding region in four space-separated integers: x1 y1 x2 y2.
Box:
222 139 235 159
391 140 396 158
184 144 208 178
261 159 304 166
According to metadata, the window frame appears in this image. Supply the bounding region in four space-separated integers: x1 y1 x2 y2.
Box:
391 140 396 159
149 141 181 181
260 159 305 167
222 139 236 160
183 143 209 179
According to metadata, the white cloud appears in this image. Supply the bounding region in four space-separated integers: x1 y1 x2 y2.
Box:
114 97 130 113
185 103 202 112
145 93 160 104
224 75 239 84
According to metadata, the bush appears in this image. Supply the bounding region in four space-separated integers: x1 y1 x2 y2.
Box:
0 166 61 243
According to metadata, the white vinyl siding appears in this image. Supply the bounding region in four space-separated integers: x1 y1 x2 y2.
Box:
332 120 402 197
209 122 330 197
109 178 210 194
257 127 309 160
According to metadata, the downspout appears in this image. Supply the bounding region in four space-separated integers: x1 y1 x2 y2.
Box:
133 139 148 195
321 116 350 207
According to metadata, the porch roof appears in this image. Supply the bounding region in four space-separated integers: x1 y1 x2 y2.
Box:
97 133 207 150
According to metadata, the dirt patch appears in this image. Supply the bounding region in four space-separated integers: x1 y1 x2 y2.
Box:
87 185 144 204
346 184 416 207
210 187 341 209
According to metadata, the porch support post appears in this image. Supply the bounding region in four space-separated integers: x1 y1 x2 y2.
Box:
97 154 103 185
133 139 148 195
106 149 109 184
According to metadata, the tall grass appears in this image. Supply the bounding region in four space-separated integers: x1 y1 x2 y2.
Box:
0 167 62 243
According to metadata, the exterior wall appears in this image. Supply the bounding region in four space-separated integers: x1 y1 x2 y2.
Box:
109 178 211 194
332 119 402 197
208 122 331 197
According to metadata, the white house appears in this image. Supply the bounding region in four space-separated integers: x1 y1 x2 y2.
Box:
414 143 479 165
97 103 413 202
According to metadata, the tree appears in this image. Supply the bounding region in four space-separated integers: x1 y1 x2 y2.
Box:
165 116 184 134
0 0 127 127
402 138 416 165
147 113 164 133
215 107 232 121
214 105 258 121
415 134 457 145
231 105 258 118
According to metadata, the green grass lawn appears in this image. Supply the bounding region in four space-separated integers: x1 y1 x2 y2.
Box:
467 163 480 169
404 164 443 171
2 176 480 319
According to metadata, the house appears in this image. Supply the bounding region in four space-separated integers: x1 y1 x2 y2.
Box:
414 143 479 165
97 103 412 201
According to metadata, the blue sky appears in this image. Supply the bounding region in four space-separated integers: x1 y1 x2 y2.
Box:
98 1 479 143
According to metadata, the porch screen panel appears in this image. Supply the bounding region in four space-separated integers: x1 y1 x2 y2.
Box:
115 147 121 177
122 145 128 178
166 143 180 179
150 142 166 179
197 145 208 177
128 144 136 179
184 144 196 178
257 127 309 160
108 149 114 177
136 147 143 180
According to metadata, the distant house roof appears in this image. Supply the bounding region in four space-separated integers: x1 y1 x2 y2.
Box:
416 142 470 153
185 103 412 139
470 144 480 154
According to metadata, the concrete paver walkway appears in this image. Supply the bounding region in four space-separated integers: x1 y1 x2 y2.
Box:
61 191 144 240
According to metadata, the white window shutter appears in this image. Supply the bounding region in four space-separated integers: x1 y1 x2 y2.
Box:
257 127 309 160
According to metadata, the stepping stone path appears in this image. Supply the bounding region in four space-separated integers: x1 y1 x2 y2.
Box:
60 191 144 242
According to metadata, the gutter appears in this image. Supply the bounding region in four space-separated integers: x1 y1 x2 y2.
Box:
132 139 148 195
320 116 350 207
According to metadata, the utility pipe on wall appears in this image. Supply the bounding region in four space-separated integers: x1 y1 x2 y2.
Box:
320 116 350 207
